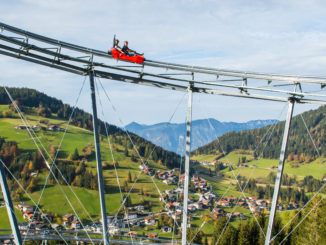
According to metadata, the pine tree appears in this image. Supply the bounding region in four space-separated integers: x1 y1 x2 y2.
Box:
124 181 129 192
124 144 129 157
186 228 202 244
211 217 228 244
238 221 251 245
127 171 132 183
294 197 326 245
219 225 237 245
72 148 79 160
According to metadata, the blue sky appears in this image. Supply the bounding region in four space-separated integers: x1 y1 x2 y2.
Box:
1 0 325 126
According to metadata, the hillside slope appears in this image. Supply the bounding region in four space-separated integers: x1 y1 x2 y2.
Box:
0 107 176 220
195 105 326 159
0 87 181 169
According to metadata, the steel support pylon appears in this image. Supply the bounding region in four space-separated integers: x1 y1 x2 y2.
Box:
0 157 22 245
181 83 193 245
89 71 109 245
265 99 295 245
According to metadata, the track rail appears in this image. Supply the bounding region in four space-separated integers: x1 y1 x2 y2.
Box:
1 21 326 104
1 22 326 84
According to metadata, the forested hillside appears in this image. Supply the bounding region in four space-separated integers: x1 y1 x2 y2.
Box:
194 105 326 160
0 87 181 169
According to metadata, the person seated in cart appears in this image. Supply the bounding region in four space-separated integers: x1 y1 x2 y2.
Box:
113 39 123 53
110 38 145 64
122 41 143 57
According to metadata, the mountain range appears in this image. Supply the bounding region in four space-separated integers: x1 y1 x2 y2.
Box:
125 119 278 155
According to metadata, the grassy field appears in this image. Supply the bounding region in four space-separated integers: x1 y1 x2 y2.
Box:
193 152 326 180
0 206 25 229
0 107 172 227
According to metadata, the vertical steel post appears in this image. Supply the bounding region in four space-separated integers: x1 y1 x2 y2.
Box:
0 158 22 245
181 83 193 245
265 99 295 245
89 71 109 245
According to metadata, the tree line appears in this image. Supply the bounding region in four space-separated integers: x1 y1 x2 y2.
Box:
236 176 308 206
194 105 326 160
190 197 326 244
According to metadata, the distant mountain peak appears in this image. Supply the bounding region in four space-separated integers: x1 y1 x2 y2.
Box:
125 118 278 155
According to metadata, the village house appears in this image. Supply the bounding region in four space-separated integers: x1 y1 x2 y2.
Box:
92 223 103 233
238 201 247 207
227 212 244 220
179 174 185 183
201 200 211 207
250 206 261 215
108 224 120 235
191 175 199 182
18 203 34 212
51 224 63 231
47 125 61 131
165 189 174 195
200 161 210 166
174 187 183 194
21 229 35 235
203 192 218 200
161 226 172 233
288 202 298 210
163 177 175 185
144 167 155 175
32 125 40 130
23 210 32 219
147 233 158 238
124 212 137 220
35 223 48 231
212 208 226 219
30 172 38 177
100 215 116 224
26 213 36 222
158 171 169 180
187 204 197 212
217 200 230 207
225 197 237 203
63 214 74 223
18 223 29 230
15 125 31 130
160 195 169 202
144 216 156 226
71 220 81 229
135 205 145 212
127 231 138 237
171 211 181 220
193 202 203 210
165 203 174 210
40 213 52 222
256 200 267 208
62 214 74 227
